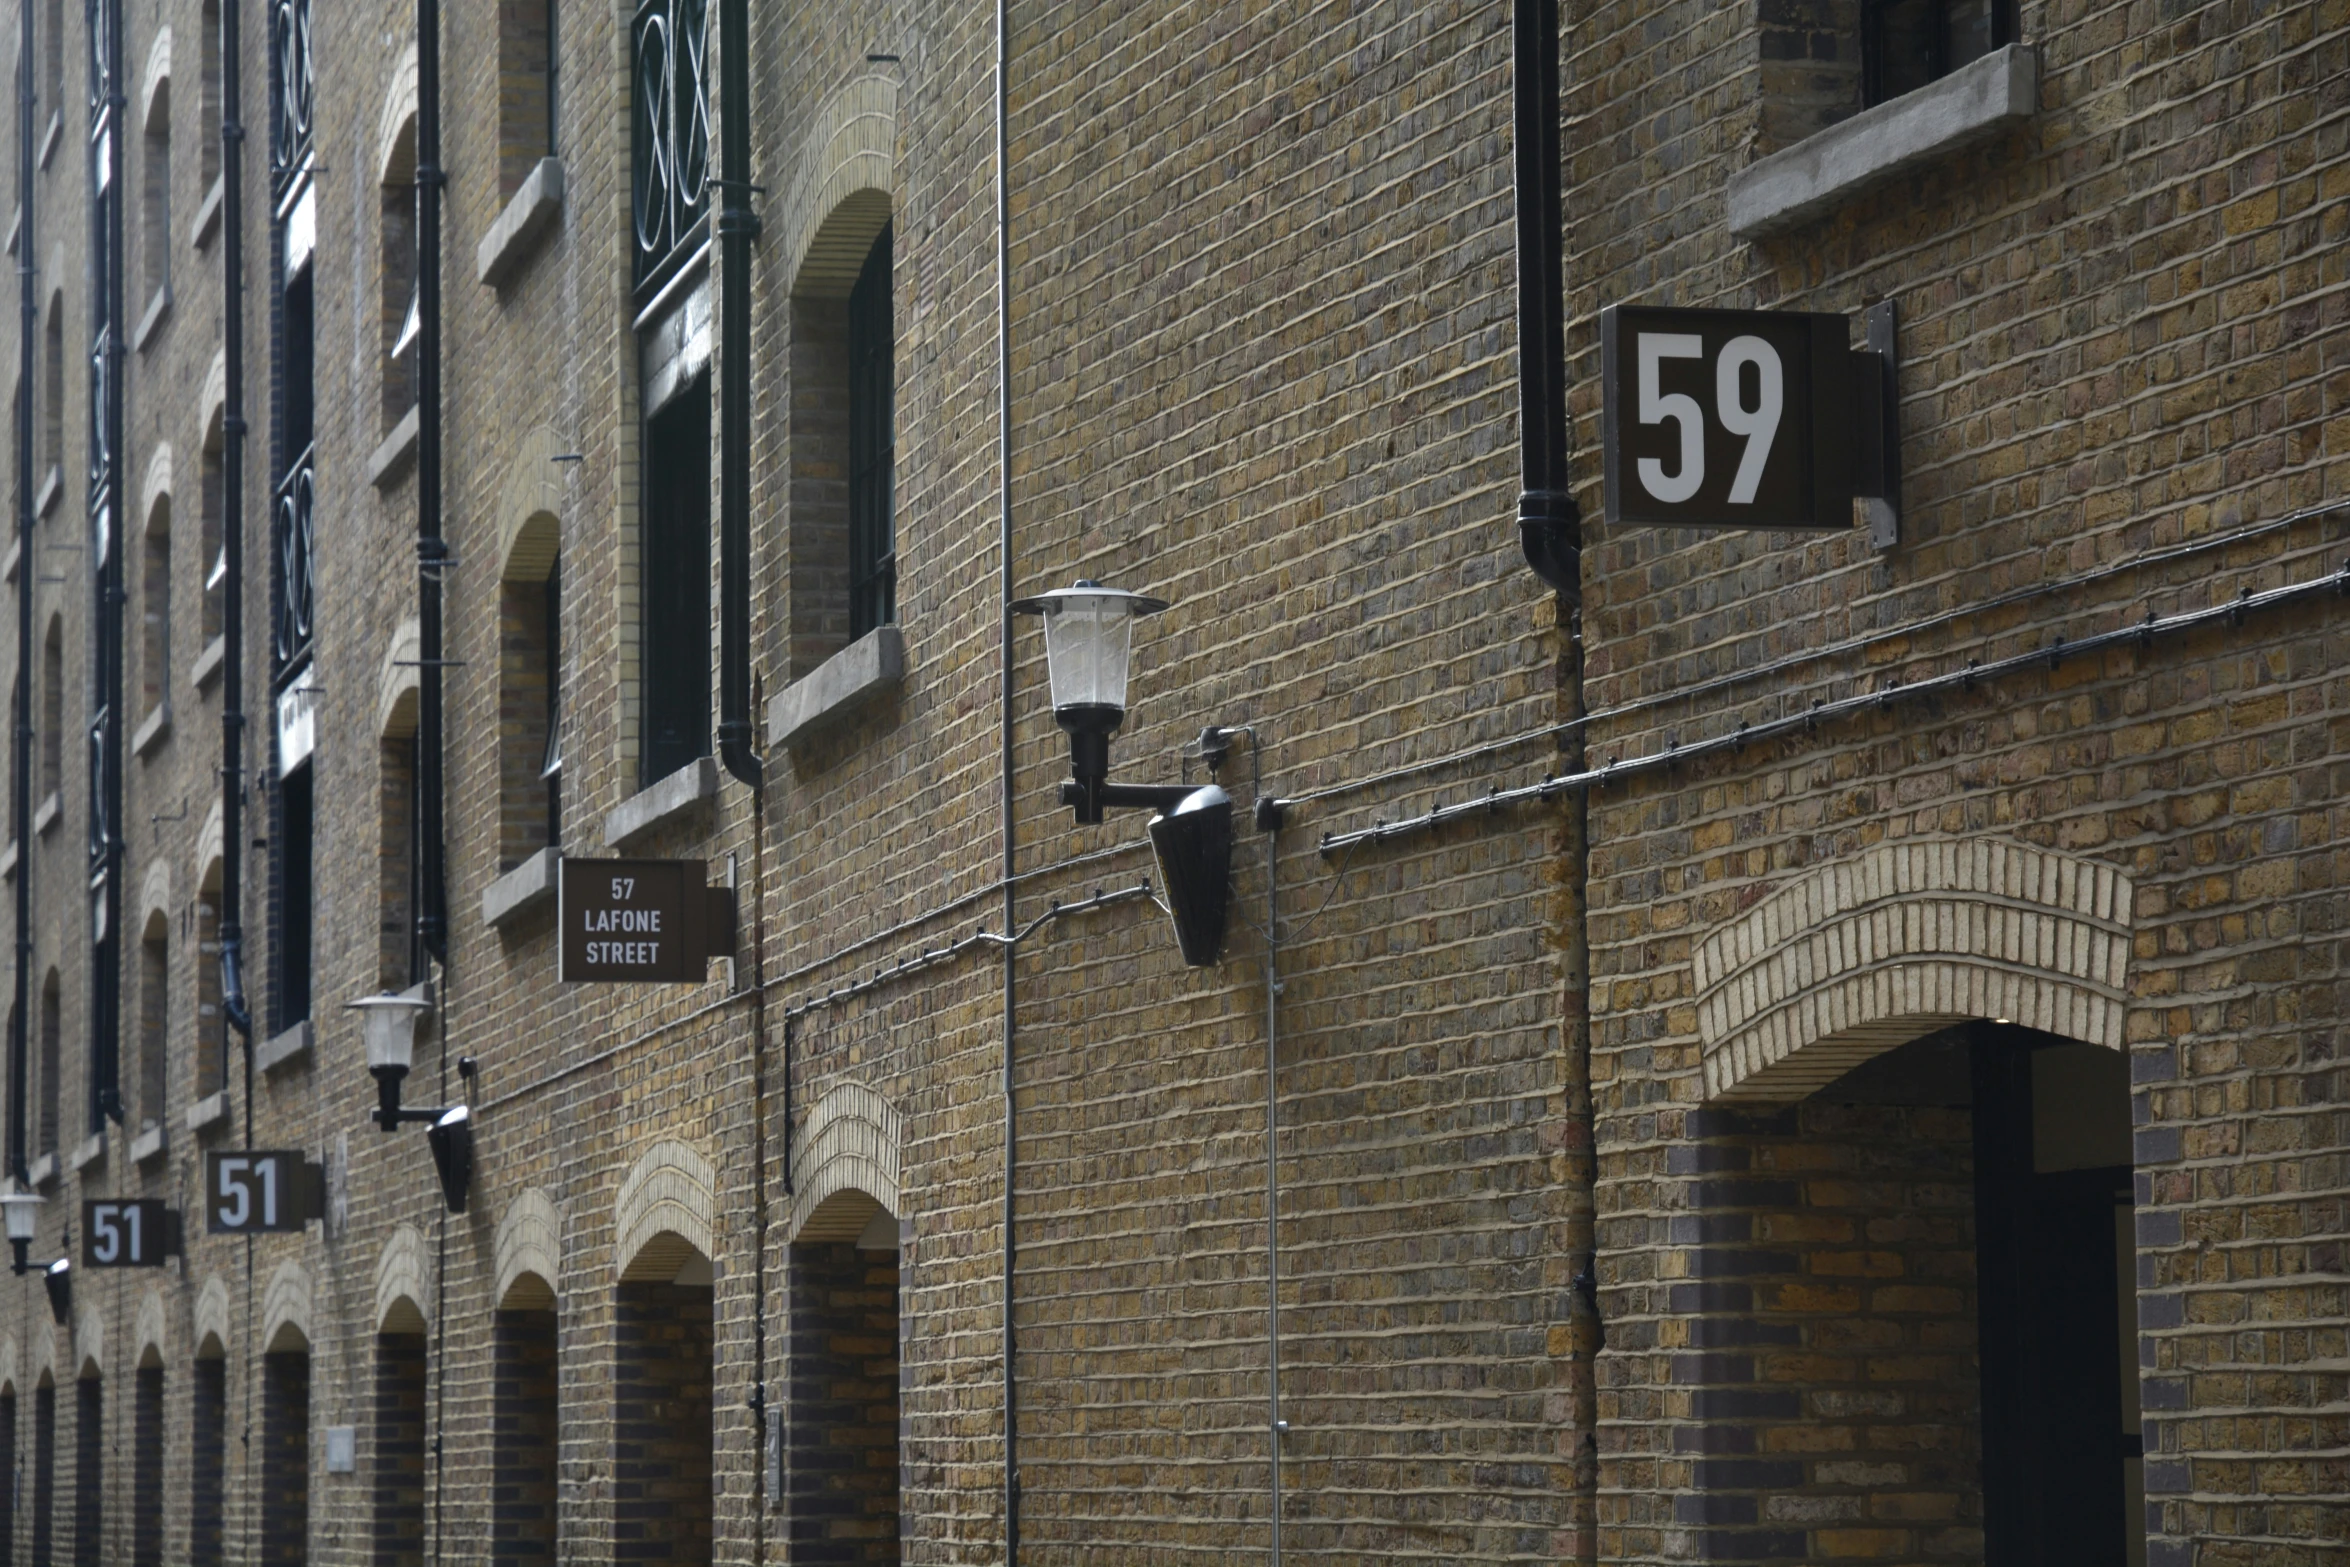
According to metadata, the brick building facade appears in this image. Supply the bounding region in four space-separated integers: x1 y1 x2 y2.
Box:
0 1 2340 1565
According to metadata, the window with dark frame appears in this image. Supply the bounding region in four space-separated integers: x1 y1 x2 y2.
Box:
639 387 710 788
542 562 562 848
278 761 313 1026
847 224 895 642
1861 0 2016 106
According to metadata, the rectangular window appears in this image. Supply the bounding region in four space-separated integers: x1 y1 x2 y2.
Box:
498 0 556 196
640 385 709 788
1862 0 2015 105
279 761 312 1026
847 225 895 641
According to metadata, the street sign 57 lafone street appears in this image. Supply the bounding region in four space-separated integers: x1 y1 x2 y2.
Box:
1601 304 1895 533
559 858 737 983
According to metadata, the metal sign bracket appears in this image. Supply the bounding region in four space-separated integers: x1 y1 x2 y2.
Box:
1858 299 1902 550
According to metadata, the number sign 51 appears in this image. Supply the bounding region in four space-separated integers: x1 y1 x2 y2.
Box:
81 1200 180 1267
205 1151 324 1235
1601 306 1879 533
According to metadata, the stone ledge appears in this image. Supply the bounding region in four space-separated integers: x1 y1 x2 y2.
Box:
767 625 905 751
190 633 226 691
1727 44 2039 239
258 1019 313 1076
70 1130 105 1174
477 157 565 288
368 404 421 490
484 845 559 930
34 464 59 519
601 756 718 849
130 1122 167 1167
27 1151 54 1189
190 174 224 249
2 533 18 583
0 840 15 882
33 791 59 837
131 285 171 352
185 1089 231 1135
132 703 170 759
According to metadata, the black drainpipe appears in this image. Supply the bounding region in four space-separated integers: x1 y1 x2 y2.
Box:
713 0 759 791
88 0 126 1134
415 0 446 963
1513 0 1577 597
8 0 34 1181
1512 2 1602 1555
218 0 253 1055
995 0 1020 1554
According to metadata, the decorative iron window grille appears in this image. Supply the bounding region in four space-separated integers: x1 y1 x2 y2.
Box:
848 227 896 641
630 0 708 292
86 329 111 493
274 443 315 670
1861 0 2015 106
269 0 313 192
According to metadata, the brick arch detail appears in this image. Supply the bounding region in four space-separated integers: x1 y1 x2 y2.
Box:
777 72 898 300
788 1080 902 1243
30 1321 57 1387
1695 838 2135 1101
193 1275 230 1356
137 857 172 940
377 41 419 187
139 442 172 535
74 1306 102 1378
495 1187 561 1308
1 1332 18 1395
375 1223 429 1334
139 25 171 132
133 1289 167 1369
493 425 563 584
195 795 222 892
197 347 227 449
615 1140 716 1281
376 616 421 740
261 1260 311 1353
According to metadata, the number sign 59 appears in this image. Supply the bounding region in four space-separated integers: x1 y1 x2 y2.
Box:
1601 307 1858 532
81 1200 179 1267
205 1151 321 1235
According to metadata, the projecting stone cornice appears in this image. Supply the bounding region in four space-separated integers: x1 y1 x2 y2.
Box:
1694 838 2134 1102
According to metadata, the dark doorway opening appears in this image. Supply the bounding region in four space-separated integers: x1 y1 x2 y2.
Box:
374 1331 427 1567
261 1349 310 1567
493 1293 560 1566
615 1251 714 1565
133 1364 162 1567
788 1207 902 1566
1972 1024 2141 1567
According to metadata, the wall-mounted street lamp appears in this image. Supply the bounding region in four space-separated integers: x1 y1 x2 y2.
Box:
0 1189 72 1320
348 992 473 1213
1013 580 1235 965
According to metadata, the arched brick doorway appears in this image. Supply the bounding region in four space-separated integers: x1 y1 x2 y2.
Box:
787 1191 901 1567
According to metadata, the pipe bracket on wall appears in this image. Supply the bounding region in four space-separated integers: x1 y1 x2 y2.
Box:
1860 299 1902 551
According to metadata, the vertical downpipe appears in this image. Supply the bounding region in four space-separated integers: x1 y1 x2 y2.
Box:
415 0 445 966
8 0 34 1181
1512 2 1600 1559
713 0 758 792
995 0 1020 1556
218 0 252 1068
89 0 125 1134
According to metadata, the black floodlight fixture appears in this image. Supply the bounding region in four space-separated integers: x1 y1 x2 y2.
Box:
1148 784 1234 965
347 990 472 1212
426 1106 472 1216
42 1257 69 1323
1010 581 1177 825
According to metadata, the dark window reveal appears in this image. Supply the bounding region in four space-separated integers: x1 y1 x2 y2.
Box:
1862 0 2015 105
848 225 895 641
279 761 313 1026
641 385 710 787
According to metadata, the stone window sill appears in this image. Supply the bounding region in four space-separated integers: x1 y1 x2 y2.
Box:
28 1152 54 1190
132 702 170 759
132 285 171 352
37 110 57 172
478 156 565 289
130 1121 167 1167
601 756 718 849
369 404 421 490
34 464 59 520
71 1129 105 1174
768 625 906 751
1 533 16 583
259 1019 313 1076
191 174 224 249
1728 43 2039 239
191 633 226 691
186 1088 231 1136
33 791 59 837
3 203 15 258
0 840 15 882
484 845 559 930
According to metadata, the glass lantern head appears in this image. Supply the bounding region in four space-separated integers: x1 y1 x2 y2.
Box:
0 1188 40 1244
1011 581 1170 718
347 992 433 1076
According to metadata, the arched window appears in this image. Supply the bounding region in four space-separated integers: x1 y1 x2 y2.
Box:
41 301 62 501
494 1275 559 1564
36 967 59 1159
379 113 419 435
500 537 560 867
136 913 167 1135
39 614 60 804
847 225 895 640
372 1326 426 1567
1861 0 2017 104
140 488 170 727
140 63 170 325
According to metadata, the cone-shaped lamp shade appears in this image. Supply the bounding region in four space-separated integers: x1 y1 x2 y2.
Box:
1148 786 1234 967
42 1257 69 1322
1010 582 1169 717
428 1106 473 1214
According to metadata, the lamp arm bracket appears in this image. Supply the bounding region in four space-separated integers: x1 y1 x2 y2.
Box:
1060 780 1197 815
